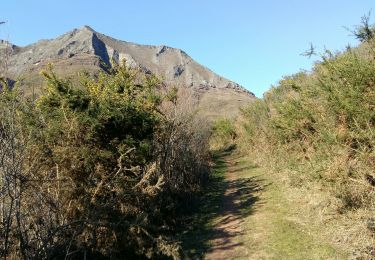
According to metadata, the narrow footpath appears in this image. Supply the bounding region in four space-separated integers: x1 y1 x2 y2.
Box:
182 150 344 259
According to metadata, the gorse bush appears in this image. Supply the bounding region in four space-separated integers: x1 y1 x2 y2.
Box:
240 99 269 145
209 118 237 151
236 21 375 256
239 31 375 210
0 62 211 259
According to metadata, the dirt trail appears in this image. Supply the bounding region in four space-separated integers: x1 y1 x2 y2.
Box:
205 155 264 259
204 159 250 259
203 152 341 260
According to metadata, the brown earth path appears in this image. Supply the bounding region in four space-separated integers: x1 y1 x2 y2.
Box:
204 154 264 259
181 150 343 259
202 151 342 260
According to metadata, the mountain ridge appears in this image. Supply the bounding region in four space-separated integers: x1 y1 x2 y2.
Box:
1 26 256 118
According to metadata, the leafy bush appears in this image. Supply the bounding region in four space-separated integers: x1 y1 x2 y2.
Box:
239 30 375 209
241 100 268 137
209 118 237 151
0 62 211 259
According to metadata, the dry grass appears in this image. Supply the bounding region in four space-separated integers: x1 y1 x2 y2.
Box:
234 132 374 258
198 88 255 120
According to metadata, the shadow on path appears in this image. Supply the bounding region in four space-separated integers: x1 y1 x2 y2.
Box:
179 149 266 259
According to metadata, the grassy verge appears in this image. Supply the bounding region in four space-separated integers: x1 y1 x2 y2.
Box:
264 184 340 259
237 154 346 259
179 150 346 259
179 150 229 258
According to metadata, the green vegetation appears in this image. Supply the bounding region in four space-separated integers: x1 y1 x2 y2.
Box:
237 17 375 256
1 15 375 260
234 154 342 259
209 118 237 151
240 37 375 207
179 151 228 258
0 62 210 259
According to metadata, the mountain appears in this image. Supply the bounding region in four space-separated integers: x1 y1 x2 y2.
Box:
1 26 256 118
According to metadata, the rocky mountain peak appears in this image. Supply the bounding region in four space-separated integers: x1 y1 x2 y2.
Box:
2 26 256 118
81 25 95 32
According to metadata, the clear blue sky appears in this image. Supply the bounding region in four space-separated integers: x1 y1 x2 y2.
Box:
1 1 374 97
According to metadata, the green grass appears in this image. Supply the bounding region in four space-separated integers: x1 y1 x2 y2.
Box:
227 154 344 259
265 185 339 260
179 150 345 259
269 218 338 259
178 150 228 259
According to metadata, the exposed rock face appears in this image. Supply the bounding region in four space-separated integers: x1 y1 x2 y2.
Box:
1 26 256 118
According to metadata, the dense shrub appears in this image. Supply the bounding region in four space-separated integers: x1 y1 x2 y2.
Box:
0 62 210 259
239 35 375 210
209 118 237 151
